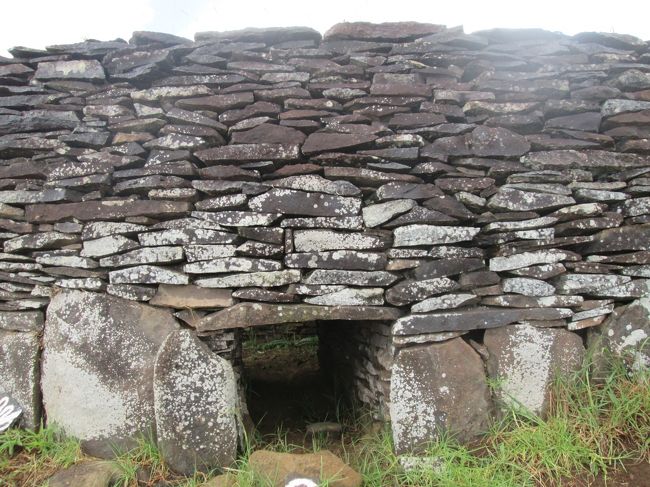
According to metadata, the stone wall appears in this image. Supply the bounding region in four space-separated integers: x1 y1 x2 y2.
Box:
0 21 650 469
319 320 393 420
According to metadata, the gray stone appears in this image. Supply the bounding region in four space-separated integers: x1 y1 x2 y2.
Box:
26 200 192 223
196 303 401 332
411 294 479 313
195 270 301 288
109 265 189 285
0 330 40 429
82 222 147 240
184 245 238 262
554 274 631 294
192 211 281 227
280 216 364 231
294 230 391 252
0 188 79 205
46 461 122 487
362 200 415 228
284 250 386 271
0 311 44 332
100 247 184 268
489 249 579 272
520 150 650 172
34 60 105 81
468 126 530 157
36 253 98 269
4 232 79 253
195 144 300 165
390 339 492 454
502 278 555 297
42 290 180 457
393 225 480 246
80 236 139 258
184 257 282 274
386 278 459 306
489 188 575 212
139 229 237 246
149 285 234 309
601 99 650 118
393 307 572 335
301 132 378 156
304 270 398 286
249 188 361 217
304 287 384 306
590 298 650 371
154 330 238 474
269 175 360 197
484 325 585 415
483 217 557 233
106 284 157 302
582 224 650 253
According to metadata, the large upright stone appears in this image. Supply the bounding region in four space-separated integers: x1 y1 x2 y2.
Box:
0 330 40 429
589 298 650 371
153 330 238 475
390 338 492 454
484 325 585 415
42 290 180 457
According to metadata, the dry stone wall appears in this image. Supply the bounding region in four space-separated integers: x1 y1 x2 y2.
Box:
0 21 649 467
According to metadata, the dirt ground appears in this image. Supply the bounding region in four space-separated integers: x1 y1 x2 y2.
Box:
566 460 650 487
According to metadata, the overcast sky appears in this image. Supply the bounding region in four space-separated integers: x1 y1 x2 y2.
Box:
2 0 649 57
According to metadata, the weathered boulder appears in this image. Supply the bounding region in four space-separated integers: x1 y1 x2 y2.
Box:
0 330 40 429
390 338 492 454
153 330 239 475
42 290 180 457
484 325 585 416
589 298 650 371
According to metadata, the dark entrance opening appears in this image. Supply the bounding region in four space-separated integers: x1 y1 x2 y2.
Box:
242 322 339 444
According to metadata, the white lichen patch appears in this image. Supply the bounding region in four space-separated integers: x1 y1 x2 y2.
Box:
393 225 480 247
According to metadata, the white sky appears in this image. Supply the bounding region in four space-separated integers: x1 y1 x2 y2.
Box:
1 0 649 57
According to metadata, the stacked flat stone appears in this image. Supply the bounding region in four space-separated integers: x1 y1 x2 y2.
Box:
0 22 649 449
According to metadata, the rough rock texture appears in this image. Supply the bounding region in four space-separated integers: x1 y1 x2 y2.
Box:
0 330 40 429
484 325 585 415
42 290 180 457
390 338 492 454
589 298 650 371
154 330 238 474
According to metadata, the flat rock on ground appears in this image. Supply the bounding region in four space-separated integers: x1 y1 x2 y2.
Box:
46 461 121 487
248 449 362 487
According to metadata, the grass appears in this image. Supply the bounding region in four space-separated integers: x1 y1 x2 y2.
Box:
0 424 82 486
1 350 648 486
